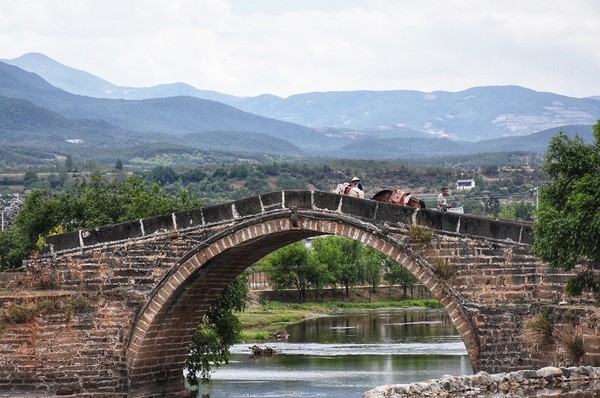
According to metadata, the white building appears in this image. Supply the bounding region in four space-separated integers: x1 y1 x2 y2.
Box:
456 179 475 190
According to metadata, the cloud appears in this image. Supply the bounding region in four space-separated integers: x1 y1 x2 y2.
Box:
1 0 599 97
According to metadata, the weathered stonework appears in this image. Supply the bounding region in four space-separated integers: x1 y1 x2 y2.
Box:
363 366 600 397
0 190 597 397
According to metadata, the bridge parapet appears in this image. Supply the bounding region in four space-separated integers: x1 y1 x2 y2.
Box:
44 190 533 255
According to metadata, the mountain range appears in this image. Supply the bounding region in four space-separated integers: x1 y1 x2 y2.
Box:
0 52 598 162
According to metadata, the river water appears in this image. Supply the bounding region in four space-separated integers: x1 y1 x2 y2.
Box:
196 309 473 397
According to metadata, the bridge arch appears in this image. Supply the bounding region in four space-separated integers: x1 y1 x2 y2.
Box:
126 211 479 396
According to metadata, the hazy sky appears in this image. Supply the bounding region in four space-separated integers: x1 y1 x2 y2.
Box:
1 0 599 98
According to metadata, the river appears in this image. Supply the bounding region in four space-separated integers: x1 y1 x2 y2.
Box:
194 308 473 397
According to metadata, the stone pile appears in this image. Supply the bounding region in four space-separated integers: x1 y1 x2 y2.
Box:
363 366 600 397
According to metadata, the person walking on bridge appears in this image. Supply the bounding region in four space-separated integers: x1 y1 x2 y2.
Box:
437 187 451 212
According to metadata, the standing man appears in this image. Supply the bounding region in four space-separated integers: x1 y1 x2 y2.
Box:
437 187 451 211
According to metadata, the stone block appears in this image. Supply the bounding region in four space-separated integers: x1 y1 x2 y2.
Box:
232 196 263 218
202 203 233 224
283 190 312 209
340 195 377 219
313 191 340 211
373 201 413 224
44 230 81 252
81 220 143 247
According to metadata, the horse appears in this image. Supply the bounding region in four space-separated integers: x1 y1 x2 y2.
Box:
371 187 426 209
333 182 365 199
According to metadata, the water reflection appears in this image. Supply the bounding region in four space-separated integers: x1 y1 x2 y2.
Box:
286 309 459 344
198 309 472 397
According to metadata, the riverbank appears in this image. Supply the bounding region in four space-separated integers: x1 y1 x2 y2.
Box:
238 299 441 342
363 366 600 397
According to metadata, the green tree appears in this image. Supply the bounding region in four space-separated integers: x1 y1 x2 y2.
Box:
533 122 600 297
64 155 75 172
0 174 200 269
186 271 249 388
115 158 123 171
147 165 178 185
261 242 313 302
384 262 418 299
229 163 249 179
362 248 385 300
276 173 307 190
244 170 271 195
336 238 364 297
310 236 343 298
499 201 535 221
23 171 38 188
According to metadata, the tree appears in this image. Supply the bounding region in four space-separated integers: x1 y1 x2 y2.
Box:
361 248 384 301
244 170 271 195
229 163 249 179
23 171 38 188
0 174 201 269
186 271 249 387
335 238 364 297
115 158 123 171
276 173 307 190
533 121 600 297
310 236 344 298
261 242 312 302
499 201 535 221
384 262 418 299
64 155 75 172
147 165 178 185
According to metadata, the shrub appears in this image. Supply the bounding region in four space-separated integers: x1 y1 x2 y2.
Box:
5 303 37 324
408 225 432 243
432 257 457 280
556 328 585 363
524 312 553 345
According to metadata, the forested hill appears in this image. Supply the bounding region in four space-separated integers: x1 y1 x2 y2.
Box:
0 61 331 152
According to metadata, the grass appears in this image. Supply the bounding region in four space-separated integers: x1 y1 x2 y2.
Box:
556 328 585 363
524 312 554 345
237 299 441 342
432 257 457 280
408 225 433 243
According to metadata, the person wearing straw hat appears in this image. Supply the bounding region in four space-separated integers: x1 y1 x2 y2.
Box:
350 176 363 192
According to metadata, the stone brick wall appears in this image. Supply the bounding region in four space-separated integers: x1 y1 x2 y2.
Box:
0 190 596 397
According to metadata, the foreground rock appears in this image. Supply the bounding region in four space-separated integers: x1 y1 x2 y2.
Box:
363 366 600 397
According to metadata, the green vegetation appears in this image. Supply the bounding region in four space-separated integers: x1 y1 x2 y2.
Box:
257 236 417 302
556 328 585 362
408 225 433 243
498 201 535 221
186 272 249 386
432 258 457 280
533 121 600 299
2 153 545 213
524 312 554 345
0 174 201 269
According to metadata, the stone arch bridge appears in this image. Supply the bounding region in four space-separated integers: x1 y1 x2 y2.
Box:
0 190 595 397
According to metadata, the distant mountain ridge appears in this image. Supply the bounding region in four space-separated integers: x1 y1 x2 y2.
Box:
0 53 597 162
1 53 237 103
0 61 332 152
5 52 600 142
